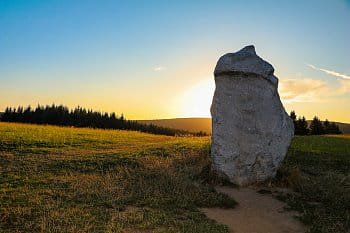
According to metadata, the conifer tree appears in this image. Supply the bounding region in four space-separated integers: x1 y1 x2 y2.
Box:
296 116 309 135
290 111 297 134
290 111 297 123
323 119 331 134
310 116 324 135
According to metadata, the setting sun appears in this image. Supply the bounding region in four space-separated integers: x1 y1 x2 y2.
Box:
176 78 215 118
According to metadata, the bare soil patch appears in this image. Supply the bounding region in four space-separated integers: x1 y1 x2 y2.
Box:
201 186 306 233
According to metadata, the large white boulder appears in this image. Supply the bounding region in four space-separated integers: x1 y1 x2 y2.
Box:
211 45 294 186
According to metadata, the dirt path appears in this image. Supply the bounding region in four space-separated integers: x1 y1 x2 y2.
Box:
201 186 306 233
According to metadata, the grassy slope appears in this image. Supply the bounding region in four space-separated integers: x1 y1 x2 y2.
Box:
1 122 349 233
138 118 350 134
278 135 350 233
138 118 212 134
0 122 235 233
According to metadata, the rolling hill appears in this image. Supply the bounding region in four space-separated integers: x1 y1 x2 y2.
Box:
138 118 212 134
138 118 350 134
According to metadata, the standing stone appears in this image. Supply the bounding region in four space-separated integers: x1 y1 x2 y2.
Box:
210 45 294 186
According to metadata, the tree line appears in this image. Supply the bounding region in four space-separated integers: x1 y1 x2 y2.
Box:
0 104 208 137
290 111 342 135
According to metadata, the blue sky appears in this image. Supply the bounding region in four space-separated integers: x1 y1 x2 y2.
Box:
1 0 349 121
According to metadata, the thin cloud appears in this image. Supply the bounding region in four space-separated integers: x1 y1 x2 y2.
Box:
307 64 350 80
279 78 350 103
153 66 167 72
279 78 329 103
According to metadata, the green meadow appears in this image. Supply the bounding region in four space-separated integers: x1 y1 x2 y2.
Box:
0 122 349 233
279 135 350 233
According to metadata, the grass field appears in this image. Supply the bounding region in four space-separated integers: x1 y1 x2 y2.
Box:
0 122 349 233
0 122 235 233
278 135 350 233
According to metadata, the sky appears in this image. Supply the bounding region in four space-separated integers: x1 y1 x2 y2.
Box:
1 0 350 122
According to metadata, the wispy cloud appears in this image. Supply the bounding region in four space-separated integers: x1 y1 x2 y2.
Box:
279 79 330 103
279 78 350 103
153 66 167 72
307 64 350 80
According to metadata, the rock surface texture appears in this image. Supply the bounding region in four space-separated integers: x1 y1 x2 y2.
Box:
211 45 294 186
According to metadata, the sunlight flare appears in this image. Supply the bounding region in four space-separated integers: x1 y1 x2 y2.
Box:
177 79 215 118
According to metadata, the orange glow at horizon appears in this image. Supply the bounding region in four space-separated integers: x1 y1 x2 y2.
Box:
1 76 349 123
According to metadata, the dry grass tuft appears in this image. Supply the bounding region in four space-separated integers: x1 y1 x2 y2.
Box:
274 167 303 188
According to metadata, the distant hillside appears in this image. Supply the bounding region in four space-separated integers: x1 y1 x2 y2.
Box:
138 118 212 134
337 122 350 134
138 118 350 134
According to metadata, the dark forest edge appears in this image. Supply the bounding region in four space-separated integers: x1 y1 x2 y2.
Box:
290 111 342 135
0 105 208 137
